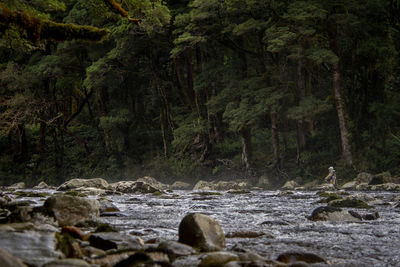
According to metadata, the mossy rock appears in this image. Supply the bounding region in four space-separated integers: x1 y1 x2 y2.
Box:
63 191 87 197
13 191 50 198
328 198 372 209
94 223 117 233
152 191 163 196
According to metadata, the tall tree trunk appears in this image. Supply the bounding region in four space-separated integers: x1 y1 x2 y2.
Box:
296 47 306 164
13 124 27 163
240 128 252 171
333 62 353 165
270 111 280 167
329 21 353 166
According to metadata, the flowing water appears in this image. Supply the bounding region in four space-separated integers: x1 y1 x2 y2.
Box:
99 190 400 266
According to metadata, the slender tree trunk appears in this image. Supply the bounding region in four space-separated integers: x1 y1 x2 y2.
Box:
333 62 353 165
329 21 353 166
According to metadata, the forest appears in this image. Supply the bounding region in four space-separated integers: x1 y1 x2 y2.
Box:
0 0 399 187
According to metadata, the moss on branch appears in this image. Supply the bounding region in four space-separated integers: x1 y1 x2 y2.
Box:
0 3 110 43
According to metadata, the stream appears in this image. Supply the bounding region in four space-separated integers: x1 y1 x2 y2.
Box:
9 189 400 266
96 190 400 266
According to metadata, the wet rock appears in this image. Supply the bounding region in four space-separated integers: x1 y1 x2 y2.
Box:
0 221 57 232
317 192 342 203
99 199 120 213
61 226 88 240
91 250 136 266
370 183 400 191
89 232 144 251
13 191 51 198
308 206 361 222
112 181 162 194
158 240 196 261
57 178 111 191
368 172 392 185
199 251 239 267
341 180 358 190
137 176 169 190
227 189 251 194
315 183 336 190
43 194 100 226
34 181 51 189
356 172 374 184
94 223 118 233
281 180 299 190
42 258 91 267
171 181 191 190
276 251 326 264
193 180 213 190
72 187 107 196
362 211 380 220
355 183 370 191
179 213 226 252
0 248 27 267
8 182 25 190
225 231 267 238
215 181 251 190
114 252 171 267
237 251 265 262
4 200 35 211
55 232 84 258
82 245 106 258
0 231 63 266
328 198 372 209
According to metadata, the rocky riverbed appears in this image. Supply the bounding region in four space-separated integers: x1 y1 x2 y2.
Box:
0 177 400 266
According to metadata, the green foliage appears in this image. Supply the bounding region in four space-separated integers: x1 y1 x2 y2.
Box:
1 0 400 186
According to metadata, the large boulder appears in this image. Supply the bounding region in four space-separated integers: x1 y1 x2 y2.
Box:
8 182 25 190
57 178 110 191
308 206 361 222
356 172 373 184
0 231 63 266
369 172 392 185
136 176 169 190
112 181 161 194
193 181 214 191
341 180 357 190
170 181 192 190
43 194 100 226
199 251 239 267
281 180 299 190
178 213 225 252
33 181 50 189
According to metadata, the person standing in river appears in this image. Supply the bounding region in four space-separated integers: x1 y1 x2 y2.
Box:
325 166 338 189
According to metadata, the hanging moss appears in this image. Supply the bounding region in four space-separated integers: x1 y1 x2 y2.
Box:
0 3 109 43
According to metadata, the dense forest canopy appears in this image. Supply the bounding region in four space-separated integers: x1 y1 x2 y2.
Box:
0 0 399 187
